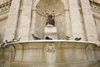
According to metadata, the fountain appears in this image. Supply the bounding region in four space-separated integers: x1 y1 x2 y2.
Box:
0 40 99 67
0 0 100 67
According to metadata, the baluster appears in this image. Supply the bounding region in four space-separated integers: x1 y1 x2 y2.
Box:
91 1 93 7
6 2 9 9
92 2 95 8
96 4 99 9
1 5 3 10
95 3 97 8
99 5 100 10
92 1 94 8
8 2 11 8
90 0 100 10
5 3 7 10
0 0 12 12
0 5 2 12
9 2 10 8
97 4 99 9
94 3 96 8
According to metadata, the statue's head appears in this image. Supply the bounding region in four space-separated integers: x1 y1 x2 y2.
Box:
48 14 52 18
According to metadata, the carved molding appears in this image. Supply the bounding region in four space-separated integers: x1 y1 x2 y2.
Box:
0 10 9 21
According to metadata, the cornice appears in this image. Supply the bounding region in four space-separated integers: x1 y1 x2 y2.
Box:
91 8 100 14
0 10 9 21
91 8 100 19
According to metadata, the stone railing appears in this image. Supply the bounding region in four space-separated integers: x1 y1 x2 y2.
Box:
89 0 100 10
0 0 12 12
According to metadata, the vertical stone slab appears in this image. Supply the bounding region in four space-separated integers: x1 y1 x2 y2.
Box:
4 0 20 41
65 10 72 38
18 0 32 41
65 0 72 39
69 0 84 40
30 9 36 40
80 0 99 42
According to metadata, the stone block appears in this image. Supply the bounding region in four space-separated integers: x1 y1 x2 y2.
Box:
44 24 58 40
45 24 57 34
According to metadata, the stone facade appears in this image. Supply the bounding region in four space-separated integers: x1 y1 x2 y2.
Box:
0 0 99 43
0 0 100 67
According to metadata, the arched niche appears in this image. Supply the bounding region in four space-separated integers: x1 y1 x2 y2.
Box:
36 0 64 16
32 0 66 9
33 0 66 39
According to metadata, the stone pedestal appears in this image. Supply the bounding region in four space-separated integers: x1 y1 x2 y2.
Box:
44 24 58 40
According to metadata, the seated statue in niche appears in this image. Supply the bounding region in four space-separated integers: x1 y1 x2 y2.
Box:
46 14 55 26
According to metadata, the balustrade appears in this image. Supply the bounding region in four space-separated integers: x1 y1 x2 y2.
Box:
0 0 12 12
90 0 100 10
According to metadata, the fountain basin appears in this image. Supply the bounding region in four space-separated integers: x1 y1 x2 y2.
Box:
0 40 100 67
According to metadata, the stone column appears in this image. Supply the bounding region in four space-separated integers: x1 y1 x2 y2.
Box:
69 0 84 40
17 0 32 41
80 0 99 43
3 0 20 41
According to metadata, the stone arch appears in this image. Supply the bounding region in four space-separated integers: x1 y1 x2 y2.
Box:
33 0 66 9
36 0 65 16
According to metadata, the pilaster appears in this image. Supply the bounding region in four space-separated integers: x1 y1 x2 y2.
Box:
69 0 84 40
30 8 37 40
17 0 32 41
65 0 72 39
80 0 99 43
4 0 20 41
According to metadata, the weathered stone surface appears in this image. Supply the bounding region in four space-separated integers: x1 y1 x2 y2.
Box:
3 0 20 41
0 0 100 67
0 41 99 67
80 0 99 42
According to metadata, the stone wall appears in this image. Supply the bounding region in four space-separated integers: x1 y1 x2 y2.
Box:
33 12 46 39
91 3 100 42
0 0 99 43
0 10 8 43
55 12 66 39
95 18 100 42
0 0 99 42
0 19 7 43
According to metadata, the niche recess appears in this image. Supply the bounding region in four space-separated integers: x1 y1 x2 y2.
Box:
34 0 66 39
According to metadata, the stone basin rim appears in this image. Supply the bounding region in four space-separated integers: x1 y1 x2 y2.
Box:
5 40 97 46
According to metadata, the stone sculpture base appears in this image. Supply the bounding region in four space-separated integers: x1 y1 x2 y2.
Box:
10 62 98 67
44 24 58 40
